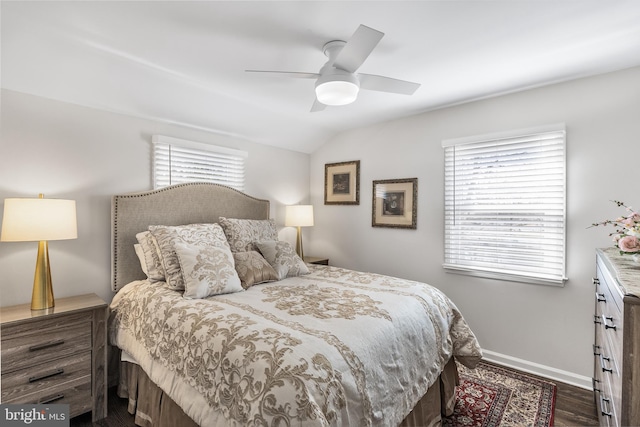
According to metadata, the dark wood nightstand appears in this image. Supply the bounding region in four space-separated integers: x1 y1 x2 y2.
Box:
0 293 108 421
304 256 329 265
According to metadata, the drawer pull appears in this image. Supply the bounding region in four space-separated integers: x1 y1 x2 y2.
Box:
28 368 64 383
594 315 602 325
600 394 613 418
595 292 606 302
602 315 617 330
592 377 601 392
39 394 65 404
593 344 601 356
599 354 613 373
29 339 65 352
593 278 600 286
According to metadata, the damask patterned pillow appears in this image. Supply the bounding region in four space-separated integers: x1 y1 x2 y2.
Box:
174 242 243 299
233 251 278 289
149 223 230 290
218 217 277 253
135 231 165 282
255 240 309 280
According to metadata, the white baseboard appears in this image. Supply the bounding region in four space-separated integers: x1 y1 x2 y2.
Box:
481 349 593 390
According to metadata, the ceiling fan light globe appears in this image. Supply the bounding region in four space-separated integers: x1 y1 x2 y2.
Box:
315 75 360 106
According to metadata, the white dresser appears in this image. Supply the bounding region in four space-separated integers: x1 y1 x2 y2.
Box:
593 248 640 427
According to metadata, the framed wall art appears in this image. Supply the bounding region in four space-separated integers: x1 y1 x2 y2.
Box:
372 178 417 229
324 160 360 205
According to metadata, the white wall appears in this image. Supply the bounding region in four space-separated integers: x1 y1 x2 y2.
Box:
0 89 309 306
309 66 640 385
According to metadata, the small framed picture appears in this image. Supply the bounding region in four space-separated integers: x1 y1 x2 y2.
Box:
372 178 417 229
325 160 360 205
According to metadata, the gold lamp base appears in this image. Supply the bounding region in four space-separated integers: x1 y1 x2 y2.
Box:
295 226 304 260
31 240 55 311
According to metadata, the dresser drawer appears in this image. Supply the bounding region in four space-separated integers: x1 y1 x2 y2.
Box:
600 341 622 427
596 312 623 373
596 270 624 358
598 377 619 427
596 262 624 311
1 312 92 373
1 351 91 405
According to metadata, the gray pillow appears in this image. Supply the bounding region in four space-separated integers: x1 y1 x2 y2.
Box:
218 217 277 252
255 240 309 280
233 251 279 289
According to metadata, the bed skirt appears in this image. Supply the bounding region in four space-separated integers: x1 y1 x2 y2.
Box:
117 358 459 427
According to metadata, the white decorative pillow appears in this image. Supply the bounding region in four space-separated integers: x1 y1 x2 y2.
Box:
149 223 230 290
174 242 242 299
255 240 309 280
135 231 165 282
233 251 279 289
219 217 277 253
134 244 149 277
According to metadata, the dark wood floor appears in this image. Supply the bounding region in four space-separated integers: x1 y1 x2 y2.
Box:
71 387 134 427
71 370 599 427
554 380 599 427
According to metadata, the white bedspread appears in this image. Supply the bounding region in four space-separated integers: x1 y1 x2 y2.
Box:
109 265 482 427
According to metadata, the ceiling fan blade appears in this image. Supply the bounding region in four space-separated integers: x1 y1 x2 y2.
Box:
358 73 421 95
333 25 384 73
245 70 319 79
310 99 326 112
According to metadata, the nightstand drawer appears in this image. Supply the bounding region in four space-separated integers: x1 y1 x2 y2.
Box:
1 351 91 405
1 313 92 373
8 381 92 419
34 381 93 419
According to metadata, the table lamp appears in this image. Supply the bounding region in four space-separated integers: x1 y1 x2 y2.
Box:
1 194 77 310
285 205 314 260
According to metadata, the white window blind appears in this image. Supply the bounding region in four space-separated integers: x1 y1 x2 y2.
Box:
442 124 567 285
152 135 247 191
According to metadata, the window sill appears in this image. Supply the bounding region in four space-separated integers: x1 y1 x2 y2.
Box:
443 265 567 287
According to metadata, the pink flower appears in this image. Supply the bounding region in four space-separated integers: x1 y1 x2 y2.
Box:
622 213 640 227
618 235 640 252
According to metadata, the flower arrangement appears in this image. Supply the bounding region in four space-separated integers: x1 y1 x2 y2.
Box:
589 200 640 254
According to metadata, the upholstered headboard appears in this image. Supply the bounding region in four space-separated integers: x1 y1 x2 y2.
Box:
111 183 270 291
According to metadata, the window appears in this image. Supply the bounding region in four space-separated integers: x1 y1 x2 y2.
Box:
152 135 247 191
442 124 566 285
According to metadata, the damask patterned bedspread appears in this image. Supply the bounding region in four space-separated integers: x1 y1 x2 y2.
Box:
109 265 482 427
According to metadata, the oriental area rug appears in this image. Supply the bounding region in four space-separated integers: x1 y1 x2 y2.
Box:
443 360 557 427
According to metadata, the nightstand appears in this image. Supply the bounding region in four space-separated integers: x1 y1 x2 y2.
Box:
304 256 329 265
0 293 108 422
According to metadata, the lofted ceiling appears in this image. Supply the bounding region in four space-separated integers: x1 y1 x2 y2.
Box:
3 1 640 154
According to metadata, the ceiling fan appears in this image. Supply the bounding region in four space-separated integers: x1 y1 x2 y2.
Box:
246 24 421 112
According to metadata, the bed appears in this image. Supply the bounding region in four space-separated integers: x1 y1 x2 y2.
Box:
109 182 482 427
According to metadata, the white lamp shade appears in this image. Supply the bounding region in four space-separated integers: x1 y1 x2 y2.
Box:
1 197 78 242
315 73 360 106
285 205 314 227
